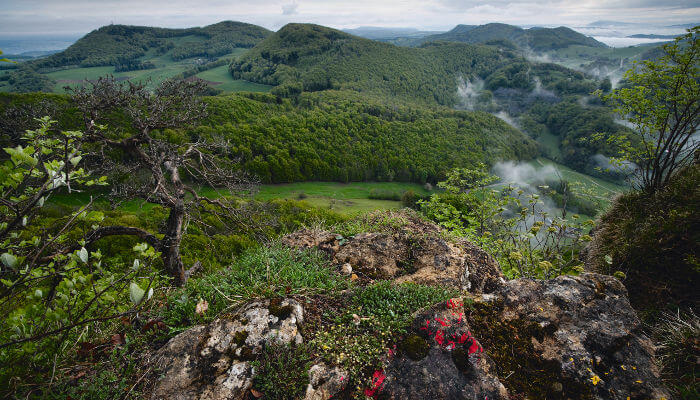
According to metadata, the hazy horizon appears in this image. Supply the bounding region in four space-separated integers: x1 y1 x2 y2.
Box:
1 0 698 36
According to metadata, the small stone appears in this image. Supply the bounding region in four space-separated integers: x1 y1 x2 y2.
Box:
341 263 352 275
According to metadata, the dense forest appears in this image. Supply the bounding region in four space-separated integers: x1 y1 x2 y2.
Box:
231 24 517 105
415 23 607 50
231 23 627 178
30 21 271 69
0 90 537 184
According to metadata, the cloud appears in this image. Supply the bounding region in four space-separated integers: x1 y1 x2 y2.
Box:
0 0 697 35
282 2 299 15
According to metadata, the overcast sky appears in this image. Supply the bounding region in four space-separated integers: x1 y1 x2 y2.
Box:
0 0 698 36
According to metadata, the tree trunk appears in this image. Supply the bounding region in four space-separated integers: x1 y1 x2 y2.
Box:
163 200 186 286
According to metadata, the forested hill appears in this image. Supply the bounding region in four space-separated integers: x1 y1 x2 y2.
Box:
230 23 605 107
30 21 271 69
0 90 538 184
230 23 522 105
418 23 606 51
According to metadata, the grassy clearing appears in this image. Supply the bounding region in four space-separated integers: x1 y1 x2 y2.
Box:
42 47 270 93
254 181 430 215
195 64 272 92
47 181 429 216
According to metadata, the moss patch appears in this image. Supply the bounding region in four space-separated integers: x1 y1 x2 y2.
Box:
400 334 430 361
465 298 590 399
268 298 293 320
233 330 248 347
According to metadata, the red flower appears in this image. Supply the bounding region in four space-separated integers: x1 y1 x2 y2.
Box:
364 369 386 397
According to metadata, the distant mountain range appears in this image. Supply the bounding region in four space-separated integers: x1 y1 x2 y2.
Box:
342 27 442 40
416 23 606 50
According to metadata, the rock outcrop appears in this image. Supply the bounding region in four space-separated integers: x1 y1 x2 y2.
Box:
343 274 669 400
281 210 504 292
150 298 303 400
149 214 669 399
380 298 509 399
463 273 670 400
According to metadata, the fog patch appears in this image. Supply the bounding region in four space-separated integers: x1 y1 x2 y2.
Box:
494 111 520 129
614 117 635 129
492 160 558 186
523 47 553 64
456 76 485 111
492 161 565 231
531 77 557 100
591 153 638 175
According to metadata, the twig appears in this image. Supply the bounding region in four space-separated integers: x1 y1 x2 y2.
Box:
120 367 151 400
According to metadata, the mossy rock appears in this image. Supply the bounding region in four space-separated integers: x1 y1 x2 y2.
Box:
399 334 430 361
268 298 293 320
466 299 590 399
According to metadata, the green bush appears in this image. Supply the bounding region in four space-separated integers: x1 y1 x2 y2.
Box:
368 188 402 201
587 163 700 312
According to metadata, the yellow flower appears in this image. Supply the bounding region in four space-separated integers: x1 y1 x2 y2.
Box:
590 375 601 385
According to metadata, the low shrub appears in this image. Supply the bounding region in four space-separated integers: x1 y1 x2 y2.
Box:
160 245 350 328
251 342 313 400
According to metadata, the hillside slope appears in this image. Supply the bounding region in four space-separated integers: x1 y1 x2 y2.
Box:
32 21 271 69
420 23 606 50
230 23 524 106
0 90 538 184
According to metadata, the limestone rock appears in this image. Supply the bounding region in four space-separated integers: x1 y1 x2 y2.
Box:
304 363 348 400
150 298 303 400
380 298 509 399
282 210 504 292
466 273 671 399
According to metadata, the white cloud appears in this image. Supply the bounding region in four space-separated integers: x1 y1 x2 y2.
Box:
282 1 299 15
0 0 697 35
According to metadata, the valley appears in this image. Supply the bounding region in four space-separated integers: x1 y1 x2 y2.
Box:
0 9 697 399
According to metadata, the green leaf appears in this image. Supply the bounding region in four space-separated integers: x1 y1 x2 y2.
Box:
69 156 82 166
604 255 613 265
1 253 18 269
129 282 146 305
78 247 88 263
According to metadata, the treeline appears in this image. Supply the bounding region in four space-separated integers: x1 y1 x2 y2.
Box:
114 60 156 72
196 92 538 183
29 21 270 69
0 90 538 184
0 66 55 93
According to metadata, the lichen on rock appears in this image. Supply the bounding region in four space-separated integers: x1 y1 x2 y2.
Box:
282 210 504 292
150 298 303 400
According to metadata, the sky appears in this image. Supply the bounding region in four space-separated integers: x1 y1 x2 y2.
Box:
0 0 698 36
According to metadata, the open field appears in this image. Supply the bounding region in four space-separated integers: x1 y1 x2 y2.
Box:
195 65 271 92
16 47 270 94
49 181 432 216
